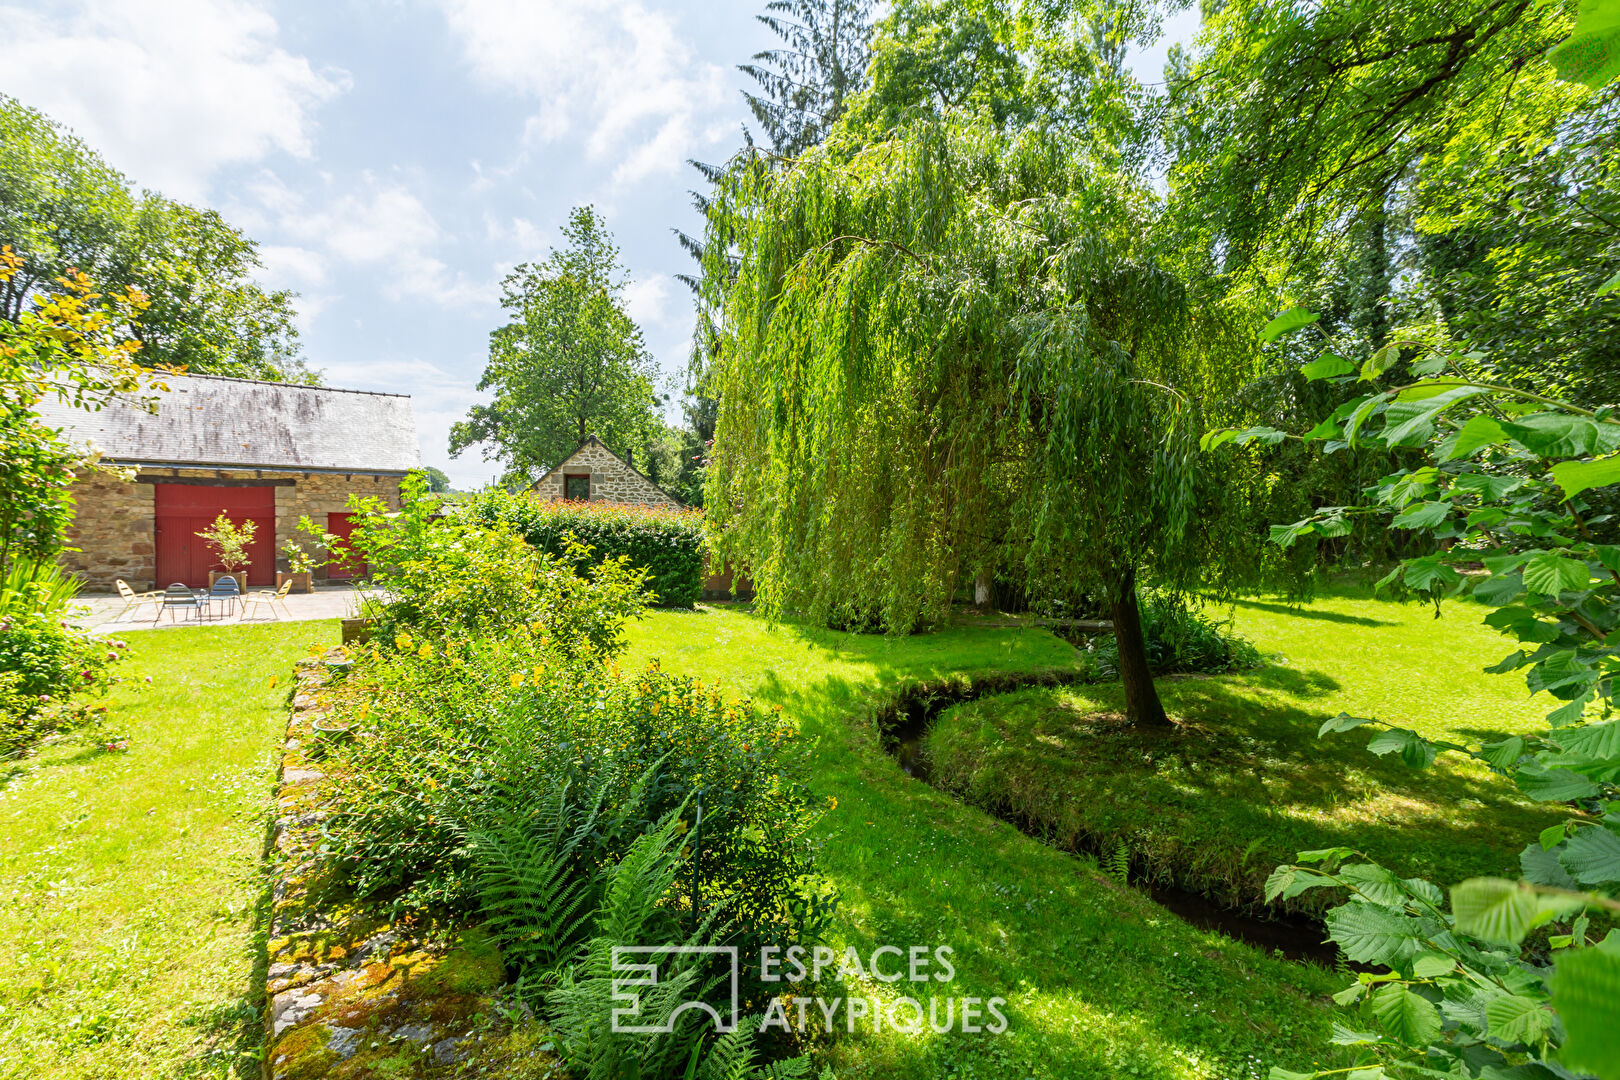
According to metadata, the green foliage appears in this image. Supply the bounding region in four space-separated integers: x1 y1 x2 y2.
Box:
450 206 662 486
278 515 341 576
193 512 256 574
0 95 313 383
462 491 706 608
1086 593 1261 677
0 607 123 756
347 475 653 647
1222 301 1620 1076
1166 0 1579 285
1550 0 1620 89
324 632 831 950
739 0 873 155
699 116 1270 723
412 465 453 494
0 248 158 580
844 0 1158 168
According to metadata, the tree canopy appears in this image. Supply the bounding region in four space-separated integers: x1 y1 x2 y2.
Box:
451 206 662 486
699 120 1261 725
0 95 314 384
740 0 875 156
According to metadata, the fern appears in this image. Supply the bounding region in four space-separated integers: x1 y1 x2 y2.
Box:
1106 839 1130 885
549 811 708 1080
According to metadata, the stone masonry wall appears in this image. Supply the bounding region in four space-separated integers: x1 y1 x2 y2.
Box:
61 468 403 592
274 472 402 581
59 468 155 592
531 438 681 508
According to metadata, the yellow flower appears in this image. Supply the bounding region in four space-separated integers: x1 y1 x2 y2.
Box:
417 643 432 659
826 796 838 810
266 675 278 690
508 672 524 688
395 633 413 651
609 661 620 678
530 665 546 685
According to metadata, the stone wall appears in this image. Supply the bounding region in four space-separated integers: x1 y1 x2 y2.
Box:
61 467 404 592
59 467 155 592
531 437 682 508
273 471 402 580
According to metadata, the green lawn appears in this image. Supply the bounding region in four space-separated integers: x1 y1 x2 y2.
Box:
624 607 1343 1080
925 589 1557 914
0 620 335 1080
0 591 1509 1080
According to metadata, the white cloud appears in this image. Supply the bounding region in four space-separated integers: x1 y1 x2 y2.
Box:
259 244 329 289
0 0 348 201
623 273 674 328
435 0 728 189
254 175 499 308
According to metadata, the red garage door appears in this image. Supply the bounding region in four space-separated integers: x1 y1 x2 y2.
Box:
325 512 366 581
154 484 277 587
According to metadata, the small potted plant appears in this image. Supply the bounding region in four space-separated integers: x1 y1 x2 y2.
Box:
196 512 256 592
278 516 340 594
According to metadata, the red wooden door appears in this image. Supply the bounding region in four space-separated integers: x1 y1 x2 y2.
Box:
154 484 276 587
326 512 366 580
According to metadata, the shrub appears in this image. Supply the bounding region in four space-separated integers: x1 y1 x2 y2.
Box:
0 609 123 756
462 491 706 608
346 478 652 648
1079 593 1260 676
322 636 831 967
194 512 256 574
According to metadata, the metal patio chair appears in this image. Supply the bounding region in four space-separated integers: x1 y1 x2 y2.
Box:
114 579 163 620
160 582 205 622
206 575 241 620
242 579 293 621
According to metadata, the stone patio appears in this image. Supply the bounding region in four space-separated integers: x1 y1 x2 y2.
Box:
73 584 377 634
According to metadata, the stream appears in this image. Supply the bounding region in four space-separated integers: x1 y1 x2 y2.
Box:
879 677 1338 966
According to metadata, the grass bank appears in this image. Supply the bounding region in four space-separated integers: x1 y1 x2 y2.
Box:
624 606 1343 1080
0 620 333 1080
925 589 1556 913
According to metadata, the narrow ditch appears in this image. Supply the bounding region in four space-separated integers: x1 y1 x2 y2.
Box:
873 671 1339 966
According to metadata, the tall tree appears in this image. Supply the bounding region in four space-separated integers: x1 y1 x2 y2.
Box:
450 207 661 486
842 0 1161 168
698 119 1261 727
740 0 876 156
0 95 314 384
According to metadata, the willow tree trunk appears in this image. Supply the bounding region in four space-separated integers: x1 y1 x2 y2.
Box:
1109 567 1171 729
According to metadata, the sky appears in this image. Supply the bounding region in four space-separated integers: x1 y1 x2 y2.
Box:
0 0 1201 489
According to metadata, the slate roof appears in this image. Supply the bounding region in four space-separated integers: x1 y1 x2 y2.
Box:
35 373 421 474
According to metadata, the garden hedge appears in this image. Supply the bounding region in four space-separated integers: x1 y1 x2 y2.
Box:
463 493 706 608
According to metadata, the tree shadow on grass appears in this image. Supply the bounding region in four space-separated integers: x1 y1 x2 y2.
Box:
1241 662 1341 698
747 666 1351 1077
1231 597 1396 627
925 674 1554 910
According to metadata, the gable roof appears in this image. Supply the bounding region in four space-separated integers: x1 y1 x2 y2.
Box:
535 434 684 506
34 372 421 474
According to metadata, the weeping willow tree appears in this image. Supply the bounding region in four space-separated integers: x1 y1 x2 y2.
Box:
698 120 1259 727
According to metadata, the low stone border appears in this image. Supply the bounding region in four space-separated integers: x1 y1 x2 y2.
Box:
262 652 535 1079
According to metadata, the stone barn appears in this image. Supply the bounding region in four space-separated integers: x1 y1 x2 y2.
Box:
531 435 682 508
38 373 420 591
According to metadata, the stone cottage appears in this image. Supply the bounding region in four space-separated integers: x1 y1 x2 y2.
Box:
37 373 420 591
531 435 682 508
